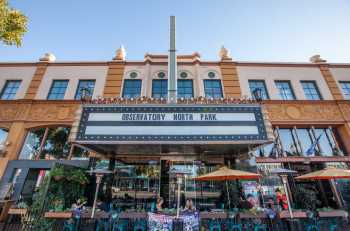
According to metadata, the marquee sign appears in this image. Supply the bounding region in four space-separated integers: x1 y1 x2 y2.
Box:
75 105 268 144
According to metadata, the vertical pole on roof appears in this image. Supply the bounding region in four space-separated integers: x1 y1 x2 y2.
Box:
168 16 177 104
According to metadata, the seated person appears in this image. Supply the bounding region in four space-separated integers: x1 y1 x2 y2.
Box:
72 199 86 217
156 197 164 212
183 199 196 212
97 199 109 212
238 197 253 210
246 194 258 208
264 202 277 219
275 188 288 210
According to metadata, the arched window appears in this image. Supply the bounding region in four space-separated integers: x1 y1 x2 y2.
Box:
19 126 71 160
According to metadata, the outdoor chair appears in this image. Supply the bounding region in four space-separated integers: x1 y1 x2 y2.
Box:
111 219 128 231
62 219 75 231
253 223 267 231
133 218 147 231
318 217 338 231
302 218 320 231
227 220 242 231
96 218 110 231
208 219 221 231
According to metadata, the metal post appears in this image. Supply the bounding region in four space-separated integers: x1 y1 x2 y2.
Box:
176 176 182 218
330 179 343 208
226 180 231 210
281 175 293 218
91 174 102 218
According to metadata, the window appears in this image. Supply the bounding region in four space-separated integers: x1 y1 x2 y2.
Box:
295 128 313 156
275 81 295 100
204 80 223 99
180 72 188 78
0 80 21 100
301 81 322 100
157 72 166 79
152 79 168 98
0 128 8 144
339 81 350 100
273 127 343 157
19 127 71 160
75 80 95 100
129 72 138 78
208 72 216 78
47 80 69 100
313 128 340 157
248 80 269 100
177 79 193 99
122 79 142 98
278 128 299 156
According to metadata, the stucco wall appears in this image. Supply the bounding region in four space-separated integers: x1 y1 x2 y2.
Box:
35 66 108 99
330 68 350 99
237 66 333 100
0 66 36 99
123 64 222 98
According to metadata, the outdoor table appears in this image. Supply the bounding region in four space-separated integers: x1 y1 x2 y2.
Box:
318 210 348 218
81 210 109 219
200 211 227 219
7 208 27 215
44 211 73 219
118 211 147 219
278 211 307 219
238 212 267 219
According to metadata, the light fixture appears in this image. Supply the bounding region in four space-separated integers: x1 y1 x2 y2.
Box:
80 87 91 101
253 88 262 102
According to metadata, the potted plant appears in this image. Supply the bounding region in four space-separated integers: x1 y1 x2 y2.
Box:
69 169 88 185
50 166 65 181
294 184 321 211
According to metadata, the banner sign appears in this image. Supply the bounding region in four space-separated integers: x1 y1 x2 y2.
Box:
148 213 173 231
76 105 268 144
147 212 199 231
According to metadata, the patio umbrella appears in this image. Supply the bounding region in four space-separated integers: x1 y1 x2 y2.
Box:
295 167 350 208
194 166 261 209
194 166 261 181
295 167 350 180
270 167 297 218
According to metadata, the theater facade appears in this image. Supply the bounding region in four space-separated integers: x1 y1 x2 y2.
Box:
0 45 350 220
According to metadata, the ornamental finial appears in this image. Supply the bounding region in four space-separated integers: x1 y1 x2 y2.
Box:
114 45 126 61
219 46 231 60
310 54 327 63
39 53 56 62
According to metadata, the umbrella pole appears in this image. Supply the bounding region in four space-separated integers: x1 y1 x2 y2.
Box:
91 174 103 218
281 175 293 219
330 179 343 208
226 180 231 210
176 177 181 218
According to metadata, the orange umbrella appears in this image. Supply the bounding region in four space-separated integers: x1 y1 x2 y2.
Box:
194 166 261 209
295 167 350 180
295 167 350 208
194 166 261 181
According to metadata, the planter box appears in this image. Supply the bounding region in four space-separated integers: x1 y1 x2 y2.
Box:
278 211 307 219
318 210 348 218
8 208 27 215
239 212 267 219
44 211 72 219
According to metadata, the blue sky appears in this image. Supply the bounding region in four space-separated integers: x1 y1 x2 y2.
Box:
1 0 350 62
